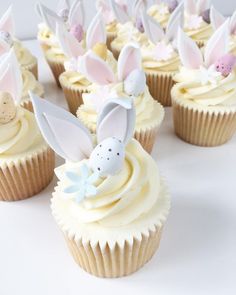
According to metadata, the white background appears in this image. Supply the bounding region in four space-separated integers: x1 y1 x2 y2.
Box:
0 0 236 39
0 40 235 295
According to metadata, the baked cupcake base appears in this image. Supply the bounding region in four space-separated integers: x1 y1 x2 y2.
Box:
0 146 55 201
46 58 65 87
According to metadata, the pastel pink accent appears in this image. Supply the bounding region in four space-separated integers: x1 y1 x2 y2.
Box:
96 0 115 25
177 28 203 69
141 12 164 44
184 0 197 15
0 6 15 36
70 24 84 43
204 19 229 67
86 11 106 49
153 42 174 61
68 0 85 28
210 6 225 31
186 15 203 30
215 54 236 77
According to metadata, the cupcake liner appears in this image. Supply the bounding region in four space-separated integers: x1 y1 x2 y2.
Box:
45 57 65 87
60 81 89 115
145 70 175 107
21 95 44 112
172 96 236 146
52 180 170 278
22 62 38 80
0 146 55 201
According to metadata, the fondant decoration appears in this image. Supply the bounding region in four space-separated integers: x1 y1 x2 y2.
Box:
69 24 84 42
124 69 146 96
109 0 129 24
30 93 135 179
199 65 221 85
57 0 69 22
0 31 13 47
201 9 210 24
215 54 236 77
230 11 236 35
168 0 179 13
185 14 203 30
210 6 225 31
184 0 211 29
0 91 16 124
153 42 174 61
0 6 15 37
96 0 115 25
92 43 108 61
64 164 99 203
158 3 169 16
135 17 144 33
86 10 106 50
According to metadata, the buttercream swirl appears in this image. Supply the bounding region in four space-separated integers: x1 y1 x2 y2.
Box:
13 40 36 67
184 16 213 43
106 21 118 34
54 139 161 227
148 3 170 28
173 67 236 106
37 23 55 47
0 107 43 156
21 70 44 100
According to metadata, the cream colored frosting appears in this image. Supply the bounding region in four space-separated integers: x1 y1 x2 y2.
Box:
77 83 164 132
0 107 45 160
37 23 55 47
21 70 44 100
184 16 213 43
173 67 236 106
13 40 36 67
106 21 118 34
148 3 170 28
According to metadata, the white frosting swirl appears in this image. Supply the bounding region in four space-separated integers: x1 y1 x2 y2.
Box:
148 3 170 28
21 70 44 100
13 40 36 67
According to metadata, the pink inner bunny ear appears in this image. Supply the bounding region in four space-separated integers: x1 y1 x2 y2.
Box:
79 50 115 85
68 0 85 27
97 98 135 145
37 3 63 33
184 0 197 15
197 0 210 15
210 6 226 31
0 6 15 36
109 0 130 24
204 19 229 67
166 2 184 42
0 49 22 104
86 10 106 49
30 93 93 162
118 43 142 81
141 12 164 44
56 23 84 58
230 10 236 35
177 28 203 69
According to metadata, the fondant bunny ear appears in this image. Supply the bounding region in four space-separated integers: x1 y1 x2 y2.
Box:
229 10 236 35
86 10 106 49
0 49 22 104
68 0 85 27
184 0 197 15
166 2 184 42
197 0 210 15
141 12 164 44
177 28 203 69
0 6 15 36
109 0 129 24
56 23 84 58
79 50 116 85
30 93 93 162
97 98 135 145
204 19 229 67
132 0 147 18
37 3 63 33
118 43 141 81
56 0 69 14
210 6 225 31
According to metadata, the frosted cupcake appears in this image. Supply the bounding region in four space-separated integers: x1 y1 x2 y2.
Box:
172 21 236 146
183 0 213 47
0 6 38 78
110 0 149 59
0 50 55 201
36 1 86 86
32 94 170 278
140 6 183 106
58 11 117 115
77 43 164 153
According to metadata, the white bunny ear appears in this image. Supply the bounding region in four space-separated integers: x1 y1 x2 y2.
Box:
141 12 164 44
57 0 69 14
0 49 22 104
56 23 84 58
230 10 236 35
30 93 93 162
210 6 225 31
118 43 142 81
37 3 63 33
0 6 15 36
177 28 203 69
97 98 135 145
166 2 184 42
86 10 106 49
79 50 116 85
197 0 210 15
109 0 130 24
132 0 147 18
204 19 229 67
68 0 85 28
184 0 197 15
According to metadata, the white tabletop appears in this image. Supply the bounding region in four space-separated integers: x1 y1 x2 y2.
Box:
0 40 236 295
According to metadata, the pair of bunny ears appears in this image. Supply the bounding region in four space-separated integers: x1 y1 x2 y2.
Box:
184 0 211 16
178 19 229 69
211 6 236 35
0 49 22 104
36 0 85 34
30 93 135 163
141 2 184 44
56 10 106 59
79 43 142 86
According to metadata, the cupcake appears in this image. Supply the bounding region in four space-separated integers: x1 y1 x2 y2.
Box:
77 43 164 153
31 94 170 278
110 0 149 59
0 50 55 201
140 6 183 106
58 11 117 115
36 1 86 86
172 21 236 146
183 0 213 47
0 6 38 78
